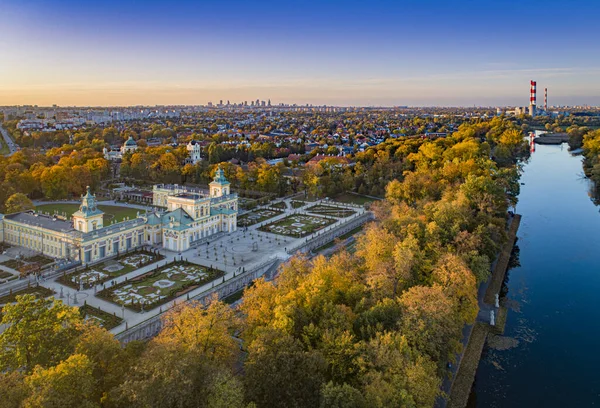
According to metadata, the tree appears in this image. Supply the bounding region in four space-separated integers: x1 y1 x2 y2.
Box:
157 298 240 364
4 193 34 214
360 331 440 408
244 329 326 408
24 353 98 408
0 372 28 408
118 299 241 408
398 285 461 371
0 295 83 373
320 382 366 408
206 371 246 408
74 324 128 405
432 256 478 325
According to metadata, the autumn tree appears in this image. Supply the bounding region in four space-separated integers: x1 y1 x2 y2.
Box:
4 193 34 213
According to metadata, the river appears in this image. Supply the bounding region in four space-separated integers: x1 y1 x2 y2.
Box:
468 144 600 406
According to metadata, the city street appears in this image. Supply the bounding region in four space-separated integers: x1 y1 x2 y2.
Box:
0 123 18 156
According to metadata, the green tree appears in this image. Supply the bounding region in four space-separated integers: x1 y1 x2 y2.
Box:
4 193 34 213
0 372 28 408
0 295 83 373
320 382 366 408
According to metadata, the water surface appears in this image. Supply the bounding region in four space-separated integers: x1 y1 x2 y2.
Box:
470 144 600 407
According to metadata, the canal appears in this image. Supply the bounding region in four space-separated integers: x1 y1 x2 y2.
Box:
469 144 600 406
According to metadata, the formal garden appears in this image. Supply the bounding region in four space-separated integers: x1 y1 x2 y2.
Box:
79 303 123 330
57 249 164 289
97 260 224 311
237 209 283 227
0 284 55 305
259 214 336 238
306 204 356 218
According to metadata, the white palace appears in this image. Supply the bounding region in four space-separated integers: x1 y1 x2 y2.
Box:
0 167 237 264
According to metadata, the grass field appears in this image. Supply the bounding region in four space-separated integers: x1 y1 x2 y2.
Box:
35 203 140 223
333 193 380 205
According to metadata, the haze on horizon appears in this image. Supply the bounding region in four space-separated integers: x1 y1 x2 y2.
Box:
1 0 599 107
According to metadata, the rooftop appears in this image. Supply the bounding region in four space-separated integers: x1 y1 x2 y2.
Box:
4 211 74 233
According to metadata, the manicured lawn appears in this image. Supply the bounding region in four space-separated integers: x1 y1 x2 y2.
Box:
291 200 307 209
270 201 286 209
35 203 140 223
79 304 123 330
306 204 356 218
0 259 24 270
0 285 55 305
97 261 224 311
332 193 380 205
238 197 258 210
238 209 283 227
259 214 335 238
0 270 13 279
58 250 164 289
25 254 54 266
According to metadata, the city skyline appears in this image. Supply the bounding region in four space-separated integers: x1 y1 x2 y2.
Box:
1 0 599 107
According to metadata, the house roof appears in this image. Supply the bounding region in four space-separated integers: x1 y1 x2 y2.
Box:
162 208 194 231
124 136 137 146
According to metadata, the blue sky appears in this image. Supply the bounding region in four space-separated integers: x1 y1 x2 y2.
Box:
0 0 598 106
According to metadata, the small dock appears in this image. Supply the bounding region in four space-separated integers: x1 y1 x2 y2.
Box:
534 133 569 145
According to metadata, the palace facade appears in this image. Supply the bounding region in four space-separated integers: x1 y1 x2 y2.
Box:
0 167 237 265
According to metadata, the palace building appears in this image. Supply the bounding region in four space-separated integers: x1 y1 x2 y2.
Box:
0 166 237 265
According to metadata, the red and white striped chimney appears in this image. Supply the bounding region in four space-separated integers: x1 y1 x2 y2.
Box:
530 80 537 106
544 88 548 111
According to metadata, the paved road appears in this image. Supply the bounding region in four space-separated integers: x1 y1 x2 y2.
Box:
0 123 18 156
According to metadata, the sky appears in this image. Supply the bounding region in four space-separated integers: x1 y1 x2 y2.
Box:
0 0 599 107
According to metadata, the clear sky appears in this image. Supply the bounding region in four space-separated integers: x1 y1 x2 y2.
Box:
0 0 599 107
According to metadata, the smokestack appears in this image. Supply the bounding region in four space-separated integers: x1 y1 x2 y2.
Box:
529 80 537 116
544 87 548 111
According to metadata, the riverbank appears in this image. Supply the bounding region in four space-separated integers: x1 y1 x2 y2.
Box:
484 215 521 304
446 214 521 408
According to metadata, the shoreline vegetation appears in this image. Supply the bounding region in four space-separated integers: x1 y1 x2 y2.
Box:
447 214 521 408
0 117 530 408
